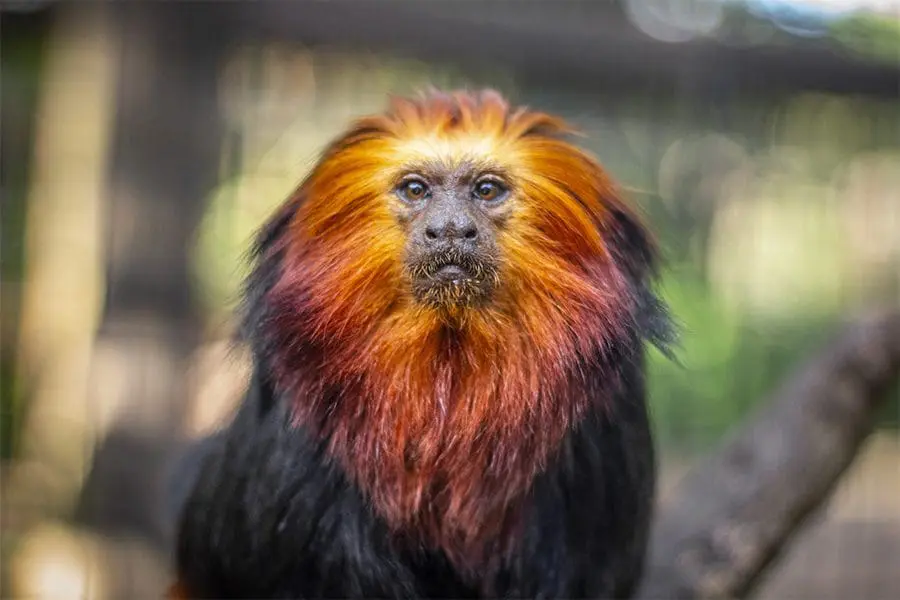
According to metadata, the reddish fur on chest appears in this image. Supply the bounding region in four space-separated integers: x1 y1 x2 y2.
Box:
264 238 633 570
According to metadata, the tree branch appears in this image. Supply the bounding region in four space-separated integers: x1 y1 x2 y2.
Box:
637 310 900 600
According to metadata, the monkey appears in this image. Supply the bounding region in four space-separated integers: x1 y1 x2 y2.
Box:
170 89 673 599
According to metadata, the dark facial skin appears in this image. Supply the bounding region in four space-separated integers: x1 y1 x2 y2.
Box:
394 162 510 308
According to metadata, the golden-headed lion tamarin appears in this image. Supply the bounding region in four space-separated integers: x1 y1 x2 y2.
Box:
171 89 673 599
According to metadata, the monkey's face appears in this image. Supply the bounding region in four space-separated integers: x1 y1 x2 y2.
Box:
294 91 622 329
395 162 506 309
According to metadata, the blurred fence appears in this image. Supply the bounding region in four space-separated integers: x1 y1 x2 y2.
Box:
2 1 899 598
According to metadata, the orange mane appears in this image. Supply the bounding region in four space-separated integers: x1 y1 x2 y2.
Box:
258 90 647 570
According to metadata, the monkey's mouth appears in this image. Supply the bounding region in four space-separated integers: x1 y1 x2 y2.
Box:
433 264 469 283
406 251 498 308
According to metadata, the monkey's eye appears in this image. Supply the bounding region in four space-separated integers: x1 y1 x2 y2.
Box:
474 180 507 204
397 179 429 203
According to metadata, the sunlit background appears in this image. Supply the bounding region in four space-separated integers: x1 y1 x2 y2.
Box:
2 1 898 598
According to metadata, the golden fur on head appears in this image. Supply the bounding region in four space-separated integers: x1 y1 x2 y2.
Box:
259 89 651 569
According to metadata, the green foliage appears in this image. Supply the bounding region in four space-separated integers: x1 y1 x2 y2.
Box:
647 267 851 451
1 18 50 461
830 12 900 65
647 268 744 450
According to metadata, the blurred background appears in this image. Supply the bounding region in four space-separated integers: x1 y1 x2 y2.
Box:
1 0 898 598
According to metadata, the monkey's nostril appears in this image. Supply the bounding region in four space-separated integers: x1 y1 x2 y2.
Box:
425 228 438 240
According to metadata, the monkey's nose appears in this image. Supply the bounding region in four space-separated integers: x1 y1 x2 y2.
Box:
424 224 478 242
424 215 478 244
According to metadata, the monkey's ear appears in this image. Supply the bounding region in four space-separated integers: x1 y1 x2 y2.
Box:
605 204 681 361
237 193 302 346
249 193 303 260
637 284 680 363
